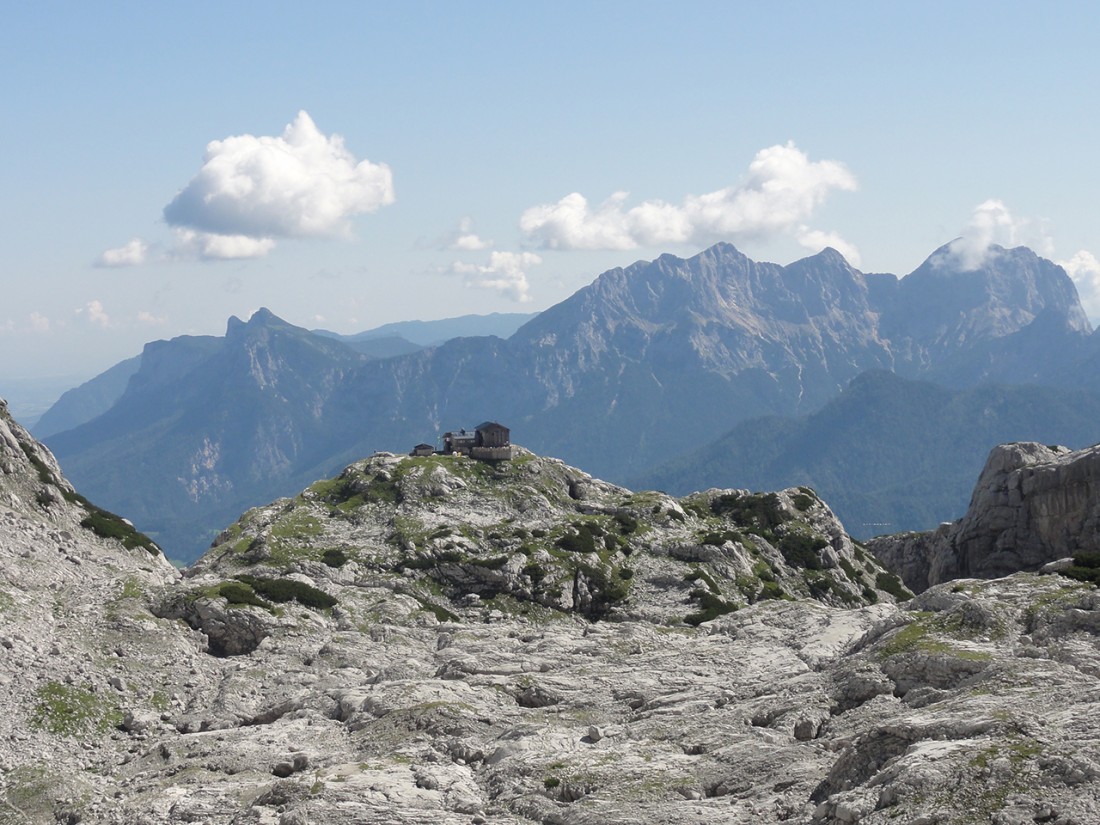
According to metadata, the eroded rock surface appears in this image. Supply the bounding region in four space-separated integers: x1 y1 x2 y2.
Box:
3 410 1100 823
870 441 1100 592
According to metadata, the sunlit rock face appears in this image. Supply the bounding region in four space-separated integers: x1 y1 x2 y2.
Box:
870 441 1100 593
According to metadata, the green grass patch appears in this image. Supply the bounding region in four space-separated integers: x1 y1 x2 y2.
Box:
31 682 121 736
878 613 993 661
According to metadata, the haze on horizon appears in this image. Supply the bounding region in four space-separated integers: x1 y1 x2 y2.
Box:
2 1 1099 395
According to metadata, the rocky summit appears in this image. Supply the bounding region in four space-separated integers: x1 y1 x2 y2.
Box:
869 441 1100 593
4 404 1100 823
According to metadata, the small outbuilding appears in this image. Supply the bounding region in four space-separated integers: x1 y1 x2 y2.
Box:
410 443 435 457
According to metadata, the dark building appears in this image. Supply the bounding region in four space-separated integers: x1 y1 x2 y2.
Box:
438 421 514 460
473 421 509 448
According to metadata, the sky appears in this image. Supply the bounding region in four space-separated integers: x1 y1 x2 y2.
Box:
2 1 1100 405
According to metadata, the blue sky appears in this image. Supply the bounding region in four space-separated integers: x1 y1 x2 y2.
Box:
2 1 1099 400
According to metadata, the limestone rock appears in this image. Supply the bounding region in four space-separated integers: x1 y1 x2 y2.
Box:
870 442 1100 592
5 410 1100 824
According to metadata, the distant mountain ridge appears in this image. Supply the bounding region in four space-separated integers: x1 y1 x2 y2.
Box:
45 241 1100 561
634 370 1100 538
314 310 537 347
33 310 536 440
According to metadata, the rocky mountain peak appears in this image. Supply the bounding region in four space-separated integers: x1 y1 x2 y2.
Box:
184 448 905 634
885 243 1092 347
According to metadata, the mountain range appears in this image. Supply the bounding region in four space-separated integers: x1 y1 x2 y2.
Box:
41 240 1100 562
635 370 1100 538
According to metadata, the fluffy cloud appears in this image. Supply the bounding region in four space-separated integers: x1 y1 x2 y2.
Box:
449 217 492 251
519 142 857 253
162 111 394 253
795 227 862 267
29 312 50 333
97 238 148 268
137 310 167 325
75 300 110 328
1059 250 1100 323
940 200 1069 271
451 251 540 302
172 229 276 261
943 199 1022 270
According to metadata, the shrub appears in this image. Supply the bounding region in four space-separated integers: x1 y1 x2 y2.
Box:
613 512 639 534
699 529 744 547
79 505 160 555
838 558 859 581
322 548 349 568
792 493 815 512
757 580 786 601
686 590 738 625
556 523 601 554
217 581 270 609
235 576 337 610
778 532 827 570
684 568 720 593
523 562 546 584
876 571 913 601
711 492 787 531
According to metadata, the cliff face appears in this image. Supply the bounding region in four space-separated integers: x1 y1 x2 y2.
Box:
869 441 1100 592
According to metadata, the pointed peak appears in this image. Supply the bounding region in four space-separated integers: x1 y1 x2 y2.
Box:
226 308 293 337
247 307 281 325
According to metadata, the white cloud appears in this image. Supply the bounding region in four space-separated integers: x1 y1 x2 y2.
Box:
941 199 1061 272
451 251 540 302
519 142 857 253
162 110 394 255
453 232 492 251
445 217 492 251
943 199 1021 270
1059 250 1100 322
29 312 50 333
137 310 167 325
76 300 110 328
97 238 148 268
795 227 862 267
172 229 276 261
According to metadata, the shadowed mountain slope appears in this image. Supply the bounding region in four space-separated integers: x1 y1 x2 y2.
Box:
633 370 1100 539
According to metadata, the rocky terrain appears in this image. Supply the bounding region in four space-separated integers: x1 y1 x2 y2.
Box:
4 399 1100 823
869 441 1100 593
